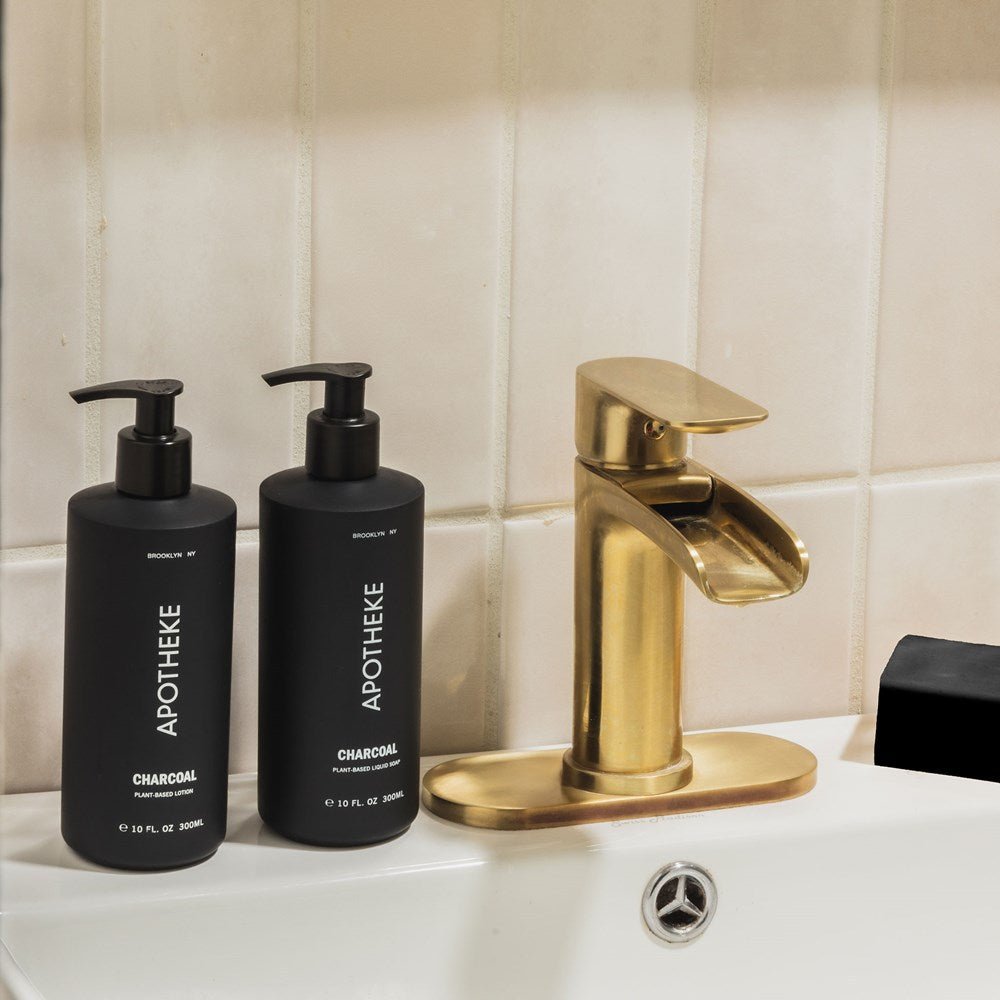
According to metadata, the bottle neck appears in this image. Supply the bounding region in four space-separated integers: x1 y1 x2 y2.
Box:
115 426 192 498
305 407 379 480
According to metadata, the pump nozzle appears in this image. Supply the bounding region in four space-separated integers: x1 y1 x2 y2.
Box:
262 363 372 421
262 362 379 481
70 378 191 498
70 379 183 437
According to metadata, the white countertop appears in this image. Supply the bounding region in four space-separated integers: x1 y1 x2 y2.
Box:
4 715 1000 1000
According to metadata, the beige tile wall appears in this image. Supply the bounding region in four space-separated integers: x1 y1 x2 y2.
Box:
4 0 1000 792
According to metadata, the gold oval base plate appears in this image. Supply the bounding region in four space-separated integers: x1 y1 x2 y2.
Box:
421 731 817 831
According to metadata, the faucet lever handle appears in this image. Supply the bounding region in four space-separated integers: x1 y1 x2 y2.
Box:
576 357 767 468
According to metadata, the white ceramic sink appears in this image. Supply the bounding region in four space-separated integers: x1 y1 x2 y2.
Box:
3 716 999 999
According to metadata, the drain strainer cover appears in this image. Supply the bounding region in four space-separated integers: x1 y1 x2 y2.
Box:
642 862 717 943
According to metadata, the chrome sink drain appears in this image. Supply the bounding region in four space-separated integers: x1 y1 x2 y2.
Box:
642 862 717 943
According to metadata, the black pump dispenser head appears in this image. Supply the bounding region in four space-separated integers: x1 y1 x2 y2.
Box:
262 363 379 481
70 379 192 498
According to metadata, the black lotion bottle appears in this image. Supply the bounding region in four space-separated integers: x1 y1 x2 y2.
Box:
258 363 424 846
62 380 236 870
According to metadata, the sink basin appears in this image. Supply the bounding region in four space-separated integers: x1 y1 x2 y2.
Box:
3 716 999 999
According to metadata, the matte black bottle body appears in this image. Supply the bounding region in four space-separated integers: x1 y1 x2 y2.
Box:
62 485 236 870
258 468 423 846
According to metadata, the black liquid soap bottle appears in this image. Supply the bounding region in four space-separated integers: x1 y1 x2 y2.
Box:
62 379 236 870
258 363 424 846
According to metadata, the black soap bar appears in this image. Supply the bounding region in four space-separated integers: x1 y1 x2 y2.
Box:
874 634 1000 782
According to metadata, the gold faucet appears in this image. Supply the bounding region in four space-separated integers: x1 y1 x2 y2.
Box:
423 358 817 830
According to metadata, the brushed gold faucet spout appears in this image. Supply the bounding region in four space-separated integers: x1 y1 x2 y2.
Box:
592 460 809 605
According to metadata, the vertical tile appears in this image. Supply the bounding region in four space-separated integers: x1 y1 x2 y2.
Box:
313 1 503 514
1 0 87 547
500 514 574 748
872 1 1000 471
684 486 856 730
100 1 299 526
229 538 259 775
506 1 698 507
695 0 880 484
864 477 1000 710
0 559 66 793
422 523 490 754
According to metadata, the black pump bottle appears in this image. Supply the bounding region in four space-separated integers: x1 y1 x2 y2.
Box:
258 363 424 846
62 380 236 870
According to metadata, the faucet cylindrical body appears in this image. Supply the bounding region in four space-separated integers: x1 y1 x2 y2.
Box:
563 460 693 795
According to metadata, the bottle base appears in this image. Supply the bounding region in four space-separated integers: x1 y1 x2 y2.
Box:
260 813 412 849
62 833 220 872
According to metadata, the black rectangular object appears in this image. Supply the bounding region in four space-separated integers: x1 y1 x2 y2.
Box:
874 634 1000 782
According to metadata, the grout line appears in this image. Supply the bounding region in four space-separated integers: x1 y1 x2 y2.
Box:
684 0 715 375
83 0 104 484
502 502 574 524
291 0 317 467
425 509 490 528
746 475 859 498
847 0 897 716
0 544 67 565
872 460 1000 486
481 0 519 750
